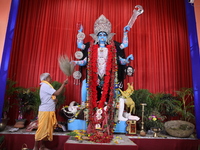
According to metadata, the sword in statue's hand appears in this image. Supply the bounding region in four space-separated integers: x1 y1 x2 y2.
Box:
127 5 144 28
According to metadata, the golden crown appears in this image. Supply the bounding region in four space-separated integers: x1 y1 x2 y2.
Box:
90 15 115 44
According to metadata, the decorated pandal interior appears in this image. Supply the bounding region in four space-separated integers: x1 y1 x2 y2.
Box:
0 5 200 150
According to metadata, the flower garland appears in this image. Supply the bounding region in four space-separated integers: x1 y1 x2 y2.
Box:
86 42 118 143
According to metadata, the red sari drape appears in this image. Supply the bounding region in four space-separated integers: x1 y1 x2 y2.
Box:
8 0 192 123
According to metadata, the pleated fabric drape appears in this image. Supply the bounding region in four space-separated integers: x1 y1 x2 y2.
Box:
8 0 192 122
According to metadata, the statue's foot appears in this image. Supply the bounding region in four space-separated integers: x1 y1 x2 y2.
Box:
128 115 140 121
123 112 131 118
118 116 128 121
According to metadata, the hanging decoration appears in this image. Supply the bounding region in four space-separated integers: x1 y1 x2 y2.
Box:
73 70 82 85
75 51 83 60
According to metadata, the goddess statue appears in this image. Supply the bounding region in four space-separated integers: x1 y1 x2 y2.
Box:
71 15 134 142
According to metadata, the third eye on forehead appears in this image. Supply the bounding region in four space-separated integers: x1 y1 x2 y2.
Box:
98 32 107 37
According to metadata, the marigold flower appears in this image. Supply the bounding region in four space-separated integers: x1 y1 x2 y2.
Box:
152 117 157 121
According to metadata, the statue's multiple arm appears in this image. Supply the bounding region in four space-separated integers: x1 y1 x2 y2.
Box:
118 25 134 65
71 57 87 66
72 25 88 66
119 54 134 65
120 26 130 49
75 25 133 66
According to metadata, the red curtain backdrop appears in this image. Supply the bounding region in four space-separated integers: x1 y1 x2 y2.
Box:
7 0 192 122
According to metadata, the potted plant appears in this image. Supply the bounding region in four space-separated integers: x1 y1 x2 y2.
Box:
0 79 19 131
164 88 195 138
13 87 38 128
131 90 180 131
30 87 41 119
131 90 169 130
146 110 166 130
174 88 195 122
155 93 179 120
130 89 156 130
131 89 153 117
2 79 17 119
140 92 168 131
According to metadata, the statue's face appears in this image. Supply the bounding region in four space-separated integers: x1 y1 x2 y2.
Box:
98 32 107 43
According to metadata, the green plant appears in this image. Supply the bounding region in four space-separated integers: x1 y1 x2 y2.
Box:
15 87 38 119
3 79 19 118
130 89 153 118
156 93 179 118
129 87 195 130
145 110 166 130
31 87 41 117
131 89 157 130
0 135 4 145
131 90 177 130
174 88 195 122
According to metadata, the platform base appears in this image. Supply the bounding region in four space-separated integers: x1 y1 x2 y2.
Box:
68 119 87 131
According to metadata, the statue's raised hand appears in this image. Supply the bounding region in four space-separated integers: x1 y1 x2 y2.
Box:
78 24 83 33
126 54 134 63
124 25 130 33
